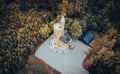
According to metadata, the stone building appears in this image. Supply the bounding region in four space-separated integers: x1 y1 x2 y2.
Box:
49 16 72 53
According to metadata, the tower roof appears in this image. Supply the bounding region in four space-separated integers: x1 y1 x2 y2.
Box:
60 16 65 24
60 32 71 43
53 23 62 30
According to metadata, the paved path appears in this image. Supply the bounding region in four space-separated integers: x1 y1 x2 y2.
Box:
35 36 89 74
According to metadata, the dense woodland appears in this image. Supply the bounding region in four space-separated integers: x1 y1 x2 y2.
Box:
0 0 120 74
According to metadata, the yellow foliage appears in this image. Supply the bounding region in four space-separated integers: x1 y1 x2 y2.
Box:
39 24 51 38
69 19 82 39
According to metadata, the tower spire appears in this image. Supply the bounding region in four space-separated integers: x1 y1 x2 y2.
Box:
60 16 65 24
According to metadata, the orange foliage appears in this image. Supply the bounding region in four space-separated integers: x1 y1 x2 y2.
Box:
83 28 117 70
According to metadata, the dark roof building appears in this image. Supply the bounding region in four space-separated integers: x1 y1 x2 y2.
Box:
60 32 71 44
79 31 94 44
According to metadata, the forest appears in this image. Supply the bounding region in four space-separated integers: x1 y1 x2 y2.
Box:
0 0 120 74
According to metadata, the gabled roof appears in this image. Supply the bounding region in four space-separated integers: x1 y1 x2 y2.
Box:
80 31 94 44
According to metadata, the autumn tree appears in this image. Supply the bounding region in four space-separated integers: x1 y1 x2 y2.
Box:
0 2 54 73
68 19 82 39
39 24 51 39
67 0 88 17
83 27 120 73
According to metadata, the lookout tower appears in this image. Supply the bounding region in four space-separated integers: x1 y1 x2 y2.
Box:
49 16 72 53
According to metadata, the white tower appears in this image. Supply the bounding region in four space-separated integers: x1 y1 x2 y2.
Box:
60 16 65 24
49 16 72 53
